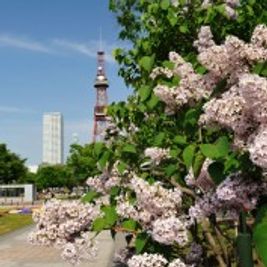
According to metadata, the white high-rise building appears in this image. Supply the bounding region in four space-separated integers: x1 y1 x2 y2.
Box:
43 112 64 165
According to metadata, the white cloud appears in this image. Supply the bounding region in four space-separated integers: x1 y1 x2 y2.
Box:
0 106 33 114
52 39 116 63
0 33 118 62
0 34 51 53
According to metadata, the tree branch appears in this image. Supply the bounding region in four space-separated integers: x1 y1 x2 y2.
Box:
202 219 227 267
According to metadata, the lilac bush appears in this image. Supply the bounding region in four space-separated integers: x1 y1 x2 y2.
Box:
30 1 267 266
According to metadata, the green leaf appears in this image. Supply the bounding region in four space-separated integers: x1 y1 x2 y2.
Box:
253 206 267 266
164 164 177 177
162 60 175 70
160 0 170 10
179 0 187 5
248 0 256 4
147 94 159 109
246 5 254 16
200 137 230 159
122 144 137 154
215 136 230 158
224 154 240 172
253 62 264 74
208 162 225 185
110 186 120 197
135 233 149 253
139 85 152 102
184 108 199 126
81 190 99 203
122 219 137 231
215 4 226 16
167 10 178 26
98 150 111 169
174 135 187 145
193 152 205 177
139 55 155 72
182 145 196 169
102 206 118 227
169 148 181 158
172 75 180 86
261 66 267 77
117 161 128 174
255 204 267 226
154 132 165 146
195 65 207 74
94 142 104 158
200 144 217 158
179 24 189 33
92 218 106 232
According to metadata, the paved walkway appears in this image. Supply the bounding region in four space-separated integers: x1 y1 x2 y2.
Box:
0 225 116 267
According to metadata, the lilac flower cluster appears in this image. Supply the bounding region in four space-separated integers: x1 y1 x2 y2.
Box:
116 176 187 245
194 26 215 53
185 242 203 265
29 199 101 265
201 0 240 19
198 24 267 168
86 167 121 193
153 51 217 114
128 253 168 267
144 147 170 165
189 173 267 221
116 176 183 224
168 258 189 267
151 216 188 246
130 176 182 218
127 253 191 267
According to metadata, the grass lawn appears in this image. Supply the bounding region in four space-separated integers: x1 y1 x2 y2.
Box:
0 213 33 235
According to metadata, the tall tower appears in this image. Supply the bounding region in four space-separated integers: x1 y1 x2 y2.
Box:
92 51 109 142
43 112 64 165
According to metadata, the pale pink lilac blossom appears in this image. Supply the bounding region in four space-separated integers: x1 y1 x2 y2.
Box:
189 173 266 221
144 147 170 165
201 0 240 19
248 125 267 169
127 253 168 267
153 51 216 113
116 176 183 228
151 216 188 246
168 258 189 267
29 199 101 265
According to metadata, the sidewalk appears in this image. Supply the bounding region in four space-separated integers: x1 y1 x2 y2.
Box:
0 225 116 267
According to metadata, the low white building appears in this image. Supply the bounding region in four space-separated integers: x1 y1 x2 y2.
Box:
0 184 36 204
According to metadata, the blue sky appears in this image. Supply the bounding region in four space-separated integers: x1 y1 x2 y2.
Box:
0 0 130 166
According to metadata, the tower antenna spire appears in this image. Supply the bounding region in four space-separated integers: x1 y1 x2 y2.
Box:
99 27 103 51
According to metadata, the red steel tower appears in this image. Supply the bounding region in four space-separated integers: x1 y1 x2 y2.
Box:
92 51 109 142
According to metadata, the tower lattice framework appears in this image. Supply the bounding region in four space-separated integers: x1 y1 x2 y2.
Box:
92 51 109 142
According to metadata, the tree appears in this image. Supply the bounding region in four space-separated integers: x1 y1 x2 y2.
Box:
66 142 108 184
35 165 75 190
0 143 27 184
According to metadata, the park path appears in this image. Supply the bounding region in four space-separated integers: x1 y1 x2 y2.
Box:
0 225 118 267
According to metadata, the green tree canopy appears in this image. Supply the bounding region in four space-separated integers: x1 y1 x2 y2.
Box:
66 143 106 184
0 143 27 184
35 165 74 190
